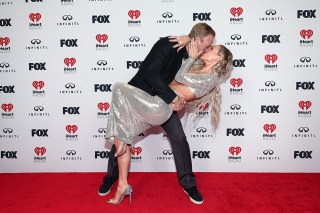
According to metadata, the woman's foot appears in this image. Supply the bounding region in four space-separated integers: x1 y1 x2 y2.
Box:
107 184 133 205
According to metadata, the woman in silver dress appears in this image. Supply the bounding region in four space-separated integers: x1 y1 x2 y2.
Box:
105 39 233 204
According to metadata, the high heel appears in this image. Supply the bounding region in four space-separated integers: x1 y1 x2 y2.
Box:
106 184 133 205
114 141 127 158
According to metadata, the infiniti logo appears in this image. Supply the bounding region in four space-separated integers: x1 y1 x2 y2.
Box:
265 81 276 87
62 15 73 21
34 106 44 111
66 150 76 155
196 127 207 133
97 60 107 66
65 83 76 89
230 104 241 110
163 150 173 155
263 149 274 155
31 39 41 45
298 127 309 132
265 9 276 15
3 128 13 133
129 36 140 42
162 12 173 18
98 128 107 133
0 63 10 68
231 34 241 40
300 57 311 63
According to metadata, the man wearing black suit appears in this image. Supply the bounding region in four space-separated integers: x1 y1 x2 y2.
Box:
98 23 215 204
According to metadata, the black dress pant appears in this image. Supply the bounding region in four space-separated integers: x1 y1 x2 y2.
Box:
104 111 196 189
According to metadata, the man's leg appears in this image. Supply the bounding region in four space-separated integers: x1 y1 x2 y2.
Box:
98 144 119 196
161 112 204 204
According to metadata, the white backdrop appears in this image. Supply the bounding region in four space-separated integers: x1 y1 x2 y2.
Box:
0 0 319 173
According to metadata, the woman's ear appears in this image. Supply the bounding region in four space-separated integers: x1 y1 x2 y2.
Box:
216 55 223 62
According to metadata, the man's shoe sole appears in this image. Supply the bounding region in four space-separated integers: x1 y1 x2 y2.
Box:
98 185 113 196
183 189 204 205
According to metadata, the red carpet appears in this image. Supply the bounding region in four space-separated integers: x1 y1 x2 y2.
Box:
0 172 319 213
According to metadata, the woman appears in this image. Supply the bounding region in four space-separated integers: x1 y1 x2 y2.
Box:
105 38 233 204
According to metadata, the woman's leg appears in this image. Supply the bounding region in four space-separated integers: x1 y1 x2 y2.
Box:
108 137 131 204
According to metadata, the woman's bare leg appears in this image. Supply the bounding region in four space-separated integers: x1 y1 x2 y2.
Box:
108 138 131 203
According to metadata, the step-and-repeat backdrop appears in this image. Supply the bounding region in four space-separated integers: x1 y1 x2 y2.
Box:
1 0 319 173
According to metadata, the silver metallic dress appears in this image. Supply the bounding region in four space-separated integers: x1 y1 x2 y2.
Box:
105 58 218 145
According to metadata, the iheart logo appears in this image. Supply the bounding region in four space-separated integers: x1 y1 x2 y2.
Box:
130 147 142 155
64 58 76 67
265 54 278 64
1 103 13 112
0 37 10 46
229 147 241 155
299 101 312 110
197 102 209 111
32 81 45 90
96 34 108 43
230 78 243 87
263 124 276 133
97 102 110 111
34 147 46 156
230 7 243 17
66 125 78 134
300 30 313 39
128 10 141 19
29 13 41 22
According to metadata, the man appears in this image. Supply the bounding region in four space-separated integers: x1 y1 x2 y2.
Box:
98 23 215 204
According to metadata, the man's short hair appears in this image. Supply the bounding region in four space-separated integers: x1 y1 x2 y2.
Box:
188 23 216 40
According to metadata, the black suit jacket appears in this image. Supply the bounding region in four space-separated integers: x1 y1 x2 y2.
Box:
128 37 187 104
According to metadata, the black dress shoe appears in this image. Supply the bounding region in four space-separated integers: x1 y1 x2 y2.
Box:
98 176 117 196
184 186 204 204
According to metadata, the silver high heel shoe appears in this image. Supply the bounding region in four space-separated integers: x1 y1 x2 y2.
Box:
106 184 133 205
114 141 127 158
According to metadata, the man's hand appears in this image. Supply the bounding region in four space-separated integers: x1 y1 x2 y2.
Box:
171 96 186 111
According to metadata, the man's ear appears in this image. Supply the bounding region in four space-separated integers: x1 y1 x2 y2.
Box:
194 36 201 43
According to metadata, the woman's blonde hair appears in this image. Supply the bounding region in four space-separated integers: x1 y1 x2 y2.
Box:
186 45 233 129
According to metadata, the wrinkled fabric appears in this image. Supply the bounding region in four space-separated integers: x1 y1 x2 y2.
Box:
106 83 173 145
175 58 219 98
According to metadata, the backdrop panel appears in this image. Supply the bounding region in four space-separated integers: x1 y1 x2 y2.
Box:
0 0 319 172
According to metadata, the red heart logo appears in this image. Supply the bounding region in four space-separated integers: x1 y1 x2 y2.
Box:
230 7 243 17
130 147 142 155
263 124 276 133
197 102 209 111
29 13 41 22
1 103 14 112
34 147 46 156
300 29 313 39
66 125 78 134
128 10 141 19
97 102 110 111
298 101 312 110
32 81 45 90
64 58 76 67
265 54 278 64
96 34 108 43
229 147 241 155
230 78 243 87
0 37 10 46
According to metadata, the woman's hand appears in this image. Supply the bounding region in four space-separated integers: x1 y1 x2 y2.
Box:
169 35 191 51
186 38 201 59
